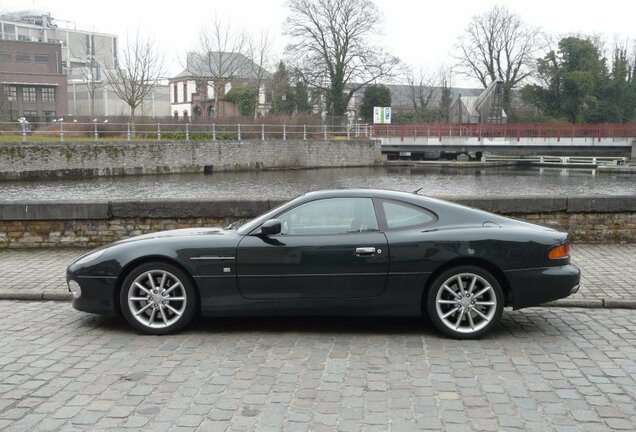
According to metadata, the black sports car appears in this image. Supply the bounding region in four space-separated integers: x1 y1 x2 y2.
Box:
67 189 580 339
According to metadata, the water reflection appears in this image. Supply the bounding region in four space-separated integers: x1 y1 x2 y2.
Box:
0 166 633 201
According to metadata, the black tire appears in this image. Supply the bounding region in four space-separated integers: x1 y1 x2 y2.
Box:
426 265 504 339
120 261 198 335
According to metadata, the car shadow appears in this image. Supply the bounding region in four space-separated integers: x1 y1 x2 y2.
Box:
76 312 560 340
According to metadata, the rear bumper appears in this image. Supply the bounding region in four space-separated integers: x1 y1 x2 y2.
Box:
505 264 581 310
67 272 118 316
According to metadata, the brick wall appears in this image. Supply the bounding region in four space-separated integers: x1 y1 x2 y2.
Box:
0 140 382 180
0 197 634 247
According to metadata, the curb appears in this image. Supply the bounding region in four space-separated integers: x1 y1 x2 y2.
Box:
0 292 71 302
0 292 635 310
543 298 636 309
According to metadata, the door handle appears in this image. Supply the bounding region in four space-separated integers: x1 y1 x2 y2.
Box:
355 247 376 256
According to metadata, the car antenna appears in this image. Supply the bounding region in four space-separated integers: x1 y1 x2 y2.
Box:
412 187 423 195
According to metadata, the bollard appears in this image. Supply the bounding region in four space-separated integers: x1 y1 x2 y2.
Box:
212 124 216 141
303 124 307 141
59 121 64 143
283 124 287 141
238 124 241 140
94 122 98 142
21 130 26 143
185 123 189 141
346 124 350 140
127 123 131 142
323 124 327 140
261 123 265 141
157 123 161 141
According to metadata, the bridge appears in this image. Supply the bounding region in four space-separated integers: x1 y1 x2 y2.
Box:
373 124 636 157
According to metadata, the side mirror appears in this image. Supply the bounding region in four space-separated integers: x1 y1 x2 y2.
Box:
259 219 281 236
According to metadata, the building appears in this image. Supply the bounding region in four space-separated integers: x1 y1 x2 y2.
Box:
449 79 507 124
0 39 67 121
0 11 117 81
170 51 271 120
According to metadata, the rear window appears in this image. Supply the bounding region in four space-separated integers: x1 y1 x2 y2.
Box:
382 200 436 230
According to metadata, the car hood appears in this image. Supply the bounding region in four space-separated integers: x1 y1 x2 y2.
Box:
114 227 229 244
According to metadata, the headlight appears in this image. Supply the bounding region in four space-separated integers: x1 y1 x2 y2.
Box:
68 280 82 299
73 250 106 266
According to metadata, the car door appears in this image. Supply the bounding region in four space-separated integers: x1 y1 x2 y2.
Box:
236 197 389 300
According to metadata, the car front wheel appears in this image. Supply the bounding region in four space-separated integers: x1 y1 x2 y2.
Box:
426 266 504 339
120 262 197 335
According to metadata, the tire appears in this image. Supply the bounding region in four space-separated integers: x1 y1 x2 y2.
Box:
426 265 504 339
120 261 198 335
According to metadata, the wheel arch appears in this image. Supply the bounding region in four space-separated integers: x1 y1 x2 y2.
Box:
114 255 201 317
422 257 513 315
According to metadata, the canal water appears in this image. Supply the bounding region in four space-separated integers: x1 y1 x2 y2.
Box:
0 166 633 201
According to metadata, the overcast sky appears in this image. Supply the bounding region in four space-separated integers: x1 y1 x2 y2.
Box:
3 0 635 87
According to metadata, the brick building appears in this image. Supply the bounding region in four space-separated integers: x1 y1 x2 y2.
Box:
0 39 67 121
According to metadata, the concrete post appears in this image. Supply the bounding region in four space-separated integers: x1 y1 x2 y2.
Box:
261 124 265 141
238 124 241 141
212 124 216 141
127 123 131 142
157 123 161 141
59 122 64 143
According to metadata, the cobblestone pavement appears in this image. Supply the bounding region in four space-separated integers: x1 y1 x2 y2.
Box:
0 301 635 431
0 244 634 305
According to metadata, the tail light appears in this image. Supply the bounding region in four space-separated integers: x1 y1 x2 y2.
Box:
548 242 570 260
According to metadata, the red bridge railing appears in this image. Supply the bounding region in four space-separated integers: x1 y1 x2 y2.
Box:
372 123 636 141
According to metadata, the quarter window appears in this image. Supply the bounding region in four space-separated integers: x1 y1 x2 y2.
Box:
381 200 436 230
277 198 379 235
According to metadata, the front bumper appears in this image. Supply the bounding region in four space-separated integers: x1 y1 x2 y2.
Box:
67 272 118 316
505 264 581 310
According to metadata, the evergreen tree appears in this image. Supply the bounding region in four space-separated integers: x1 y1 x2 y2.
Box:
270 61 295 115
359 85 391 123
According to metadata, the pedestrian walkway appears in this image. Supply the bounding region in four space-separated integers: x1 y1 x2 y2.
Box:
0 244 634 307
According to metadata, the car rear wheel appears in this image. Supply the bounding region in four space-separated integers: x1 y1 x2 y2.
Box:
426 266 504 339
120 262 197 335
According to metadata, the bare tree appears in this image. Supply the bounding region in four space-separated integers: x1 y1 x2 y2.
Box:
246 30 273 118
456 6 543 110
285 0 400 118
404 66 440 114
105 32 164 123
192 14 247 117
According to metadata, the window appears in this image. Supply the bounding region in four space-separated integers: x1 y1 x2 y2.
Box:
34 54 49 63
41 87 55 102
4 86 16 101
22 87 36 102
16 54 30 62
0 53 10 61
277 198 378 236
381 201 436 230
23 110 38 118
173 83 178 103
43 111 56 123
18 35 29 42
182 82 188 103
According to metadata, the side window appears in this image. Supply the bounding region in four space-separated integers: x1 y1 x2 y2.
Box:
277 198 378 235
382 200 436 230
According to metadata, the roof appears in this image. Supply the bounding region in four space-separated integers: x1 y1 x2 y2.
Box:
173 51 271 81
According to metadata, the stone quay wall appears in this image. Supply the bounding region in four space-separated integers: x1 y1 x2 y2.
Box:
0 140 382 180
0 196 634 248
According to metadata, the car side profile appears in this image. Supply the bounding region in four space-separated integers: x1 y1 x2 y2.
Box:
67 189 580 339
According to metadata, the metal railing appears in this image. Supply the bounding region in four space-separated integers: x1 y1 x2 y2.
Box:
0 121 373 143
372 123 636 141
2 121 635 143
